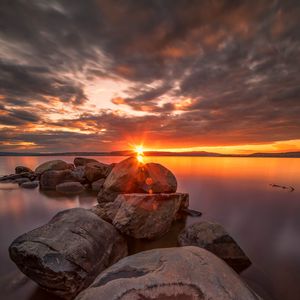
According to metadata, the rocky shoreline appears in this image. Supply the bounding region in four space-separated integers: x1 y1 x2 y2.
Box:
2 156 260 299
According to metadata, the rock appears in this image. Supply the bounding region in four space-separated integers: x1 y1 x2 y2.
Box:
9 208 128 300
0 172 33 182
35 160 71 174
15 177 30 185
178 221 251 273
71 166 86 182
84 162 112 183
92 178 105 192
95 193 189 239
21 181 39 189
40 169 79 190
75 246 262 300
56 182 85 195
98 157 177 202
74 157 99 167
15 166 33 174
181 208 202 217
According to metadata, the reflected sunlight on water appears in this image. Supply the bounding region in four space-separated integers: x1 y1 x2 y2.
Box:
0 156 300 300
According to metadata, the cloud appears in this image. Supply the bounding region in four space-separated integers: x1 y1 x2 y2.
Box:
0 0 299 151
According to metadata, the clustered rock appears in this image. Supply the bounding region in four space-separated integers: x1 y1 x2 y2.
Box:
6 156 260 300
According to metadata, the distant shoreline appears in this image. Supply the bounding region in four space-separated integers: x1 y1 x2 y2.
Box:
0 151 300 158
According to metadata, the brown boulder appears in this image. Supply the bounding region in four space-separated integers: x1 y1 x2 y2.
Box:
35 160 71 174
74 157 99 167
9 208 127 299
94 193 189 239
84 162 112 183
178 221 251 273
98 157 177 202
56 182 85 195
40 169 79 189
75 247 261 300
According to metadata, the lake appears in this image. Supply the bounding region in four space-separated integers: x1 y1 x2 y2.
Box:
0 156 300 300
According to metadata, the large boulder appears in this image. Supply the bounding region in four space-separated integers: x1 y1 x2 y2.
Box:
93 193 189 239
56 182 85 195
40 169 80 189
178 221 251 273
84 162 112 183
35 160 72 174
9 208 128 299
71 166 86 183
15 166 33 174
92 178 105 192
98 157 177 202
74 157 99 167
75 246 262 300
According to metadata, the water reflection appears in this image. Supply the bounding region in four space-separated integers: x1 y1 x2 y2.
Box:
0 156 300 300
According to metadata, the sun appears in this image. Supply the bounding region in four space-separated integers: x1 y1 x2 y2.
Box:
135 145 144 156
133 145 145 163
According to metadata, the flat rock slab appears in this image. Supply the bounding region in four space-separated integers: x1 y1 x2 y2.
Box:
178 221 251 273
94 193 189 239
9 208 128 299
75 246 262 300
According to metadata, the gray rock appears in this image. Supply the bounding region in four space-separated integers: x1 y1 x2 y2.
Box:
15 166 33 174
178 221 252 273
74 157 99 167
35 160 71 174
56 182 84 195
84 162 112 183
71 166 86 182
21 181 39 189
75 246 262 300
9 208 128 299
92 178 105 192
98 157 177 202
94 193 189 239
40 169 79 190
15 177 30 185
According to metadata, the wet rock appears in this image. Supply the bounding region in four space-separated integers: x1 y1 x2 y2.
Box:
21 181 39 189
35 160 71 174
84 162 113 183
178 221 251 273
75 246 262 300
9 208 128 300
74 157 99 167
98 157 177 202
92 178 105 192
56 182 85 195
15 166 33 174
40 169 79 190
0 172 33 182
96 193 189 239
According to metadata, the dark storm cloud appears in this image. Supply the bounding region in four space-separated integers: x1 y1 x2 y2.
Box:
0 0 300 151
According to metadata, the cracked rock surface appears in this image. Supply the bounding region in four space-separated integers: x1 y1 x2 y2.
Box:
75 246 262 300
9 208 127 299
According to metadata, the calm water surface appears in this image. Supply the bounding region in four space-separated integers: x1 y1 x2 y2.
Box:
0 156 300 300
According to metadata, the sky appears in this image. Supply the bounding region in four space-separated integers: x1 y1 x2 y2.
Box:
0 0 300 154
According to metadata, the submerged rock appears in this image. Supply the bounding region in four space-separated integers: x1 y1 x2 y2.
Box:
9 208 127 299
56 182 84 195
21 181 39 189
35 160 72 174
40 169 79 190
178 221 251 273
98 157 177 202
84 162 112 183
15 166 33 174
74 157 99 167
15 177 30 185
75 246 261 300
94 193 189 239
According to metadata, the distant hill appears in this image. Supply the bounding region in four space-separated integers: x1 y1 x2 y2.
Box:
0 151 299 157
